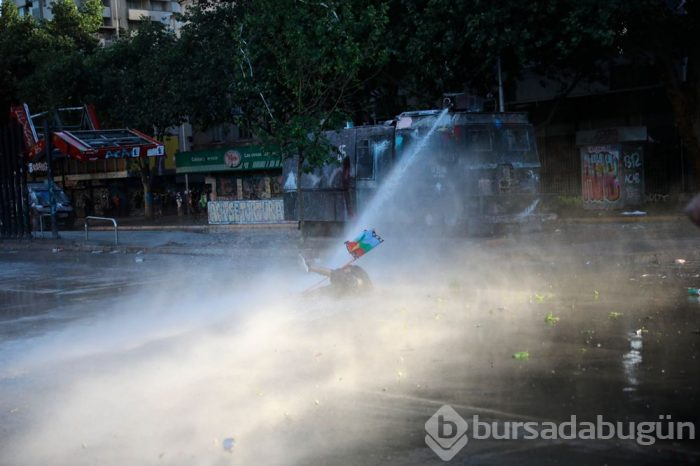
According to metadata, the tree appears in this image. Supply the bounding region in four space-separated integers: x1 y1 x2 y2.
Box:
229 0 388 235
619 0 700 188
88 20 183 218
369 0 630 115
0 0 103 119
173 1 243 130
0 2 42 122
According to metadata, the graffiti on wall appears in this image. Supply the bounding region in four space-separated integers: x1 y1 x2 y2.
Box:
621 147 644 205
207 199 284 224
581 145 621 207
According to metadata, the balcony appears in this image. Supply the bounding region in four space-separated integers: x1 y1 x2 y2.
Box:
127 8 173 23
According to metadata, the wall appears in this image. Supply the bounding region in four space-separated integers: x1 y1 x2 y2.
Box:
207 199 284 224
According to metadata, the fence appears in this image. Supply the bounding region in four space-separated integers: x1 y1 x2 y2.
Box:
0 121 31 238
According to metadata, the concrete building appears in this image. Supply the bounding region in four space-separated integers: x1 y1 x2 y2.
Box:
12 0 183 43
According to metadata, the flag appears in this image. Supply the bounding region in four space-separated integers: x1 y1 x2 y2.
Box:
345 229 383 259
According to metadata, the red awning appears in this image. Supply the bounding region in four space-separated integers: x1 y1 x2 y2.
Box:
10 104 164 162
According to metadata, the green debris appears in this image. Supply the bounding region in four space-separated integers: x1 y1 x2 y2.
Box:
580 347 588 354
608 311 624 320
593 290 600 300
688 287 700 296
532 292 555 304
512 351 530 361
544 312 560 326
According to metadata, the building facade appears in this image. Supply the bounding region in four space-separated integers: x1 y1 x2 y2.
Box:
509 59 691 211
13 0 184 44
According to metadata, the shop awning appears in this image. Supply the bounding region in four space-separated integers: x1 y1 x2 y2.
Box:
10 104 165 162
175 145 281 174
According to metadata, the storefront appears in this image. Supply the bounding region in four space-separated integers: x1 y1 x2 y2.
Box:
576 127 647 210
175 145 284 223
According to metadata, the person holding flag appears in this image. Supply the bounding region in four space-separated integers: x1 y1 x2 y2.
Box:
301 229 383 296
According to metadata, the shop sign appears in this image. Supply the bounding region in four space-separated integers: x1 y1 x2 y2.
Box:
176 145 281 173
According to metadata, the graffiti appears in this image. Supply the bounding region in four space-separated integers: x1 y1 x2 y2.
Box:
207 199 284 224
581 146 621 206
645 193 671 203
591 128 619 144
372 140 390 157
337 144 347 161
624 152 641 169
624 172 641 184
621 146 644 205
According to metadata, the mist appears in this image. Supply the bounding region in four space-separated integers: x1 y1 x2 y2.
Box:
1 114 699 465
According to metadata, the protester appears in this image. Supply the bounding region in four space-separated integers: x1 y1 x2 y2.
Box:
300 255 373 296
300 229 383 297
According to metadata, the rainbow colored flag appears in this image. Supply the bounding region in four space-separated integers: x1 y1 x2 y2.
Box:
345 229 384 259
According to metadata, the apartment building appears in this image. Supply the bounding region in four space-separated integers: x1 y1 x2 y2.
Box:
13 0 183 43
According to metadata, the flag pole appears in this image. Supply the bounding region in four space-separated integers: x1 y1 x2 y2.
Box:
302 257 358 294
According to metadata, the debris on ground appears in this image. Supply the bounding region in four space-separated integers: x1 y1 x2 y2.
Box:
608 311 624 320
222 437 235 453
688 287 700 296
532 293 553 304
135 256 144 263
621 211 647 216
544 312 560 326
675 258 687 265
51 248 62 253
513 351 530 361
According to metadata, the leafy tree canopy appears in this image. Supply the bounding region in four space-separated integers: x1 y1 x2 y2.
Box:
0 0 103 117
232 0 388 166
88 19 182 138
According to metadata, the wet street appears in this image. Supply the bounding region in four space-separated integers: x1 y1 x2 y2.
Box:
0 220 699 465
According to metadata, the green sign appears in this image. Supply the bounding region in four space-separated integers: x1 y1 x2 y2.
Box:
175 145 281 174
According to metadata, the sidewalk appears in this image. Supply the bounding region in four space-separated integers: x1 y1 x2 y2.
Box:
1 209 690 257
86 214 298 231
87 207 687 230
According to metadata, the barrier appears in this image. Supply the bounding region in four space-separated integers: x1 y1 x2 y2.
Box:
84 216 118 245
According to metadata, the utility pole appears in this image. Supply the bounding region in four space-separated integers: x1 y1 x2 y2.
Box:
44 120 59 239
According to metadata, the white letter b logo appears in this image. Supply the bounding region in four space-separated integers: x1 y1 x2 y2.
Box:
425 406 469 461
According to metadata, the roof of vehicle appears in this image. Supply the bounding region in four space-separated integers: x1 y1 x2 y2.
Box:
396 110 531 130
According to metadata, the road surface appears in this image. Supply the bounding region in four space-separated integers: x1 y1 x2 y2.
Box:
0 220 699 465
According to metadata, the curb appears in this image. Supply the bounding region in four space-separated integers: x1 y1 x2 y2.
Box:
86 222 299 232
556 214 685 224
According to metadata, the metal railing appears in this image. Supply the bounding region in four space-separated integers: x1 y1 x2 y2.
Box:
38 213 52 236
84 216 119 245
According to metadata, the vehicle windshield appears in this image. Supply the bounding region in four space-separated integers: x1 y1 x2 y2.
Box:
32 189 71 205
